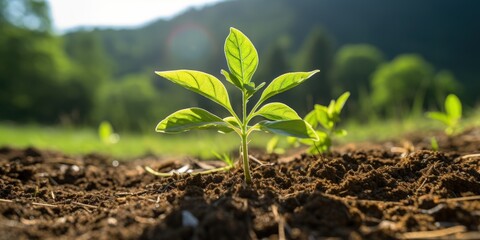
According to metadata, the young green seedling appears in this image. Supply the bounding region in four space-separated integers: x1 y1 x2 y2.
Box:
151 28 319 184
430 136 439 151
427 94 462 136
98 121 119 145
300 92 350 153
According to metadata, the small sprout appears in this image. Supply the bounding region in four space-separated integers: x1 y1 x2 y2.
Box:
427 94 462 136
150 28 319 184
212 151 235 168
430 136 439 151
266 136 285 154
98 121 119 144
299 92 350 154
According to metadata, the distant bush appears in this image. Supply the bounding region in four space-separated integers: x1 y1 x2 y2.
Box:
370 54 460 118
331 44 384 120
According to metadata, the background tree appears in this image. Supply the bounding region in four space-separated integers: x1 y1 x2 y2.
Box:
289 26 335 114
430 70 461 109
257 37 291 83
330 44 384 119
370 54 460 118
0 24 75 123
94 73 191 132
0 0 51 31
64 31 114 123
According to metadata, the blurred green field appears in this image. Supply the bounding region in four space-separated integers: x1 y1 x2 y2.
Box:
0 123 268 159
0 108 478 159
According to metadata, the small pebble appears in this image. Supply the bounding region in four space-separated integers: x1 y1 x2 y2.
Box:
107 217 118 226
112 160 119 167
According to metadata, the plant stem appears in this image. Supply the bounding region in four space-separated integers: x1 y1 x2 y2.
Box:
241 132 252 184
241 90 252 184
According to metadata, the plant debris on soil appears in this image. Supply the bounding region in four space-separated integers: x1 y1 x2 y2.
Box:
1 128 480 240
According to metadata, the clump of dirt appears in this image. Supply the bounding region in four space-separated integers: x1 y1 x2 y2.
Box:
0 129 479 239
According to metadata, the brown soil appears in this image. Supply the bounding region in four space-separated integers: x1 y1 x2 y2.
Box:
1 128 479 239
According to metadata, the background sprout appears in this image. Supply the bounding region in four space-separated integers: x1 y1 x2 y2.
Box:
427 94 462 136
300 91 350 154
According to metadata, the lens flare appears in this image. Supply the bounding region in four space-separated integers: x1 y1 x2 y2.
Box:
166 23 216 66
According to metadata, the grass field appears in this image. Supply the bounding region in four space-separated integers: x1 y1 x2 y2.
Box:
1 108 478 159
0 123 270 159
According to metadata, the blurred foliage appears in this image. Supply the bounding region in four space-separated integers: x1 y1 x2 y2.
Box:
288 27 335 114
371 55 460 118
0 25 76 122
1 0 477 133
94 74 156 132
331 44 385 120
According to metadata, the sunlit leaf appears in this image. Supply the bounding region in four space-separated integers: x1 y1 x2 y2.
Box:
304 110 318 129
258 70 319 104
98 121 113 144
223 116 239 126
327 100 336 118
257 120 318 140
334 129 348 137
426 112 450 126
221 69 242 89
98 121 119 144
224 27 258 85
245 82 265 98
445 94 462 120
156 108 230 133
266 136 279 154
335 91 350 113
155 70 232 111
314 105 332 130
254 102 301 121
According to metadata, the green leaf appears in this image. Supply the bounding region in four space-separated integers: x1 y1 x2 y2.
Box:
258 70 319 104
304 110 318 129
335 91 350 113
98 121 118 144
254 102 301 121
98 121 113 143
221 69 242 89
300 131 330 154
245 82 266 98
155 70 232 111
426 112 450 126
224 27 258 84
315 105 332 130
223 116 240 129
445 94 462 120
156 108 230 133
257 119 319 140
327 100 336 118
334 129 348 137
266 136 279 154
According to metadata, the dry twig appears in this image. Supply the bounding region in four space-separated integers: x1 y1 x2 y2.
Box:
400 225 467 239
272 205 286 240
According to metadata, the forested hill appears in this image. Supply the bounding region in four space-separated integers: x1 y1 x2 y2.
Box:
65 0 479 87
58 0 480 130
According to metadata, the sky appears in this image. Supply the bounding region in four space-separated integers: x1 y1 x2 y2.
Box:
47 0 227 32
